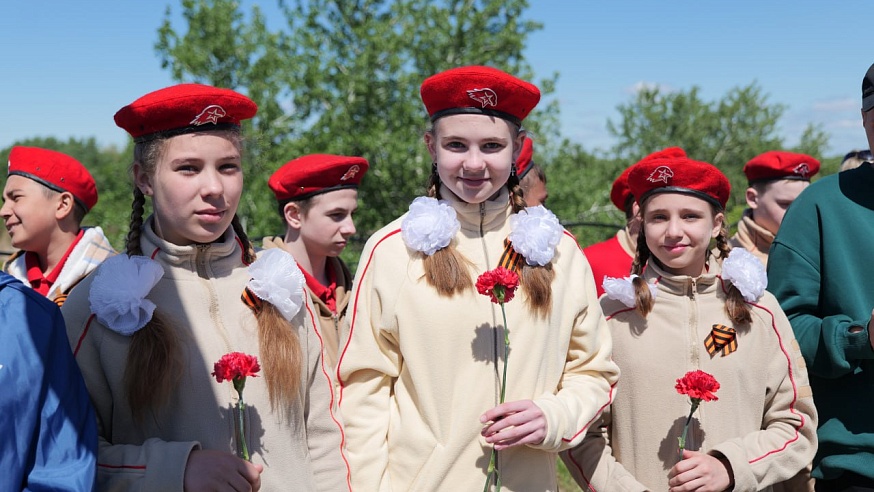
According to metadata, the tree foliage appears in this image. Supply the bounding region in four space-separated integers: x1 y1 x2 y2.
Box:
0 1 837 262
155 0 550 250
605 84 830 221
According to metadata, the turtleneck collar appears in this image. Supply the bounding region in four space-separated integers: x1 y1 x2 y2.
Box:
439 184 512 233
139 215 247 277
644 251 723 297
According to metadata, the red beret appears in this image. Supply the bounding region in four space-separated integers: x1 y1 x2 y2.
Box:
8 146 98 211
743 150 820 184
628 147 730 209
420 66 540 126
516 137 535 178
610 165 634 211
114 83 258 143
268 154 369 202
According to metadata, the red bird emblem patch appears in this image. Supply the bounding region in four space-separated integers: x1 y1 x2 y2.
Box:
467 88 498 108
340 165 360 181
190 105 227 126
647 165 674 184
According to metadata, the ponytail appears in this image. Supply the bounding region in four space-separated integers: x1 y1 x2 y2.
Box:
630 228 655 317
421 167 474 296
509 174 554 317
715 226 752 325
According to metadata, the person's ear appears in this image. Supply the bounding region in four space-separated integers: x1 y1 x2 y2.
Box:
424 131 438 161
133 163 154 196
54 192 76 220
712 212 725 238
745 187 758 210
284 202 303 230
511 132 525 163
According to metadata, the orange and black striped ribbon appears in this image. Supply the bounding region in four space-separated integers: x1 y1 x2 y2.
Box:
704 323 737 357
241 286 263 315
498 238 524 273
53 294 68 308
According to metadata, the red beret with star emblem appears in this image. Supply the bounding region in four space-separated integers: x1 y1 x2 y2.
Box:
516 137 536 178
268 154 370 202
420 66 540 126
114 83 258 143
628 147 730 209
743 150 820 184
8 146 98 211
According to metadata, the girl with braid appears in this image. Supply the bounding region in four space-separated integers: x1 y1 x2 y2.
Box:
336 66 619 491
562 148 818 492
60 84 349 492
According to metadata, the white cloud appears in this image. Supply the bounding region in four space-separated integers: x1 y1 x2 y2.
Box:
625 81 673 95
830 118 862 129
812 98 857 113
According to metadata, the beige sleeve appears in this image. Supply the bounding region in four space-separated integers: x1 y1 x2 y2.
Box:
561 410 651 492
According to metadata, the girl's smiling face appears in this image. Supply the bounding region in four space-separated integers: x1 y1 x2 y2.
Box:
642 192 724 277
425 114 522 204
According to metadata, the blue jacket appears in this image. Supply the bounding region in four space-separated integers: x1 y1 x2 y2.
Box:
0 272 96 491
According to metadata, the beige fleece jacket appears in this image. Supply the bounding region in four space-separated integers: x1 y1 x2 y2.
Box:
562 257 817 492
729 210 773 267
337 188 620 492
61 219 349 492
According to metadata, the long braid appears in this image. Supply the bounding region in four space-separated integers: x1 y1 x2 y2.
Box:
422 164 473 295
125 188 146 255
231 213 302 412
122 185 182 423
231 215 256 264
508 177 555 317
715 226 752 324
630 226 655 317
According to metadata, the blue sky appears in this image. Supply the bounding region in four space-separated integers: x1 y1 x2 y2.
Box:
1 1 870 157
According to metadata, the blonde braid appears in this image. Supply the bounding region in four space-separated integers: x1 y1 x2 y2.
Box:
715 226 752 324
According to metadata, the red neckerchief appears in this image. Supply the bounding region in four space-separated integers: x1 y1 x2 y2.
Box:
300 261 338 314
25 229 85 296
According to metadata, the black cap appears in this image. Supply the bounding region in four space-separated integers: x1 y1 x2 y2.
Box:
863 63 874 112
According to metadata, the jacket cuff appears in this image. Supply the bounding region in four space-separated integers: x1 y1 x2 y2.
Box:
144 440 200 490
709 442 747 491
845 321 874 359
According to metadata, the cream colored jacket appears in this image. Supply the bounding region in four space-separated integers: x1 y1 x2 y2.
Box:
563 258 817 492
729 210 773 266
61 219 349 492
337 188 620 492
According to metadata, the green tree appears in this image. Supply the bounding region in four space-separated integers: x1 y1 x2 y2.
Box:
155 0 553 258
605 83 830 222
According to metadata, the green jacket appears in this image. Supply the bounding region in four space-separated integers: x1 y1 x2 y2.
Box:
768 163 874 481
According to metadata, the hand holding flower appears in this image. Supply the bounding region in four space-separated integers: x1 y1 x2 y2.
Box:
480 400 547 451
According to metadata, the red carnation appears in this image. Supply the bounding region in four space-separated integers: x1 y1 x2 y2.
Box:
675 370 720 457
212 352 261 383
212 352 260 461
476 267 520 304
675 369 720 403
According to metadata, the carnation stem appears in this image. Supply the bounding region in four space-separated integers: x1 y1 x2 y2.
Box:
678 399 700 457
237 390 250 462
484 302 510 492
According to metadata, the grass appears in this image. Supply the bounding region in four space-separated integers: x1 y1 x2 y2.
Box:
557 459 582 491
